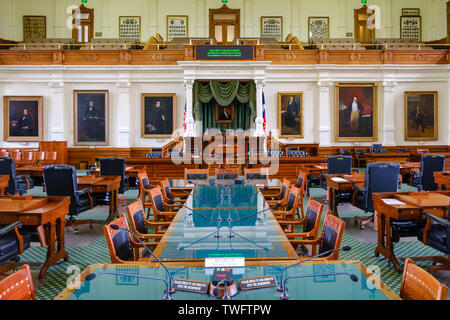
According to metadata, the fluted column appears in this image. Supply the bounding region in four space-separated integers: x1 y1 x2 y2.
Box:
184 79 195 137
317 81 333 146
115 77 131 147
382 81 398 146
48 75 65 141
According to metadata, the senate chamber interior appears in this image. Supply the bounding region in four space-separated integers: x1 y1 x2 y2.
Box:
0 0 449 306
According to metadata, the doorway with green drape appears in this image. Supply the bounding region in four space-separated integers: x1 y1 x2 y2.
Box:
193 80 256 134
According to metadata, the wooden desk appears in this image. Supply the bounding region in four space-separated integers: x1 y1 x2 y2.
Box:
433 171 450 190
15 164 43 178
0 175 8 195
373 191 450 272
365 152 410 164
0 195 70 279
76 176 121 224
89 165 146 179
326 174 366 216
399 162 421 175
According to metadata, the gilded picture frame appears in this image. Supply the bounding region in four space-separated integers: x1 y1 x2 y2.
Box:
278 92 304 138
335 83 378 142
215 103 235 124
3 96 43 142
141 93 176 138
404 91 438 141
74 90 109 146
167 15 189 41
23 15 46 40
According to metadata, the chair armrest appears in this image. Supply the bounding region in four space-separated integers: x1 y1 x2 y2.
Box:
145 220 171 227
16 174 29 181
0 221 22 236
289 238 321 245
76 188 92 195
353 184 365 193
423 212 450 227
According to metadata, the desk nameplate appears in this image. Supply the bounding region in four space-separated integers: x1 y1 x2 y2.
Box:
172 278 210 294
238 275 277 291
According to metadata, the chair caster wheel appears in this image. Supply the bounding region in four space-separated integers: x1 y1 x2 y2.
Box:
90 224 93 229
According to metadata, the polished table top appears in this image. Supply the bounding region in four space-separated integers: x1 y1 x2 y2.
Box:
153 179 298 262
56 260 399 300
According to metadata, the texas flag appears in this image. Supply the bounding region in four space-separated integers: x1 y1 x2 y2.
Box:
262 91 267 134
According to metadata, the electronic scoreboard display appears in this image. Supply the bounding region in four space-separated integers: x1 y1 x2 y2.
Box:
195 45 254 61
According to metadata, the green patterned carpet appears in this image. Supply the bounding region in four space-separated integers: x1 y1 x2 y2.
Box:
14 182 448 300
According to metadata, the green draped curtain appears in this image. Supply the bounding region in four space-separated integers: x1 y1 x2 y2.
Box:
193 80 256 133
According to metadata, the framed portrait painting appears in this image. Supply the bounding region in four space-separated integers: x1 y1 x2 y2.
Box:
119 16 141 40
74 90 109 146
278 92 303 138
141 93 176 138
335 83 378 142
3 96 43 142
215 103 235 124
404 91 438 141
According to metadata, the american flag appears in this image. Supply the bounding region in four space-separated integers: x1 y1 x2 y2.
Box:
262 91 267 134
183 100 187 133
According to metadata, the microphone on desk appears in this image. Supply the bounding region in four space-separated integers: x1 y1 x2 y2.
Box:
279 272 358 300
109 224 174 295
212 279 231 300
85 271 172 300
277 246 352 292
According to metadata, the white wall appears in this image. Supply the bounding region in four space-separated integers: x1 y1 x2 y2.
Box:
0 0 448 42
1 63 449 149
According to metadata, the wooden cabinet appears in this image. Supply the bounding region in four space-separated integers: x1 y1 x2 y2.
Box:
209 5 240 43
354 5 375 44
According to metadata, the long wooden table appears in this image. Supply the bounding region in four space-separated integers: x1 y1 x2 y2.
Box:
373 191 450 272
0 195 70 278
0 175 8 195
433 171 450 190
365 152 411 164
76 176 121 224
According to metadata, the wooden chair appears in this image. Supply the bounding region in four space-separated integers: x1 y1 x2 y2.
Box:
125 200 167 243
103 213 153 264
10 151 22 161
136 170 153 216
34 151 46 162
295 171 308 219
399 258 448 300
244 167 269 185
184 168 209 185
0 265 35 300
289 211 346 260
281 197 324 237
272 186 301 221
214 168 241 184
148 187 178 233
266 178 291 207
160 178 190 206
45 151 57 163
0 150 9 157
22 151 34 163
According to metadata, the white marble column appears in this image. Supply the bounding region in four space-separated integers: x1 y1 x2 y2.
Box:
317 81 333 146
115 77 131 147
447 82 450 144
48 75 65 141
254 79 265 137
382 81 397 146
184 79 195 137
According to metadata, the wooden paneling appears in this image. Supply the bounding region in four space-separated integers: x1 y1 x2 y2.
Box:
0 48 448 65
40 141 68 164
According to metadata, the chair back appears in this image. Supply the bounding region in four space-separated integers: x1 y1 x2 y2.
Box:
296 171 307 191
10 150 22 161
100 158 127 193
184 168 209 184
0 265 35 300
149 187 166 213
284 186 301 215
22 151 34 161
327 156 352 174
137 170 151 202
371 144 383 153
400 258 448 300
103 213 134 263
160 178 175 203
303 198 324 237
43 165 77 196
244 168 269 185
0 150 9 157
277 178 291 202
420 155 445 191
34 151 46 161
318 212 346 259
339 149 350 156
364 163 400 212
0 157 18 194
45 151 57 161
126 200 148 236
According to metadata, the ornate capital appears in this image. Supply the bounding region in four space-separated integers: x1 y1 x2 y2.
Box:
48 81 64 93
254 79 265 89
382 81 398 91
184 79 194 89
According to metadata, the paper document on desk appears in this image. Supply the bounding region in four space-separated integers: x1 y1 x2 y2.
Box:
331 177 348 182
382 199 406 205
